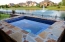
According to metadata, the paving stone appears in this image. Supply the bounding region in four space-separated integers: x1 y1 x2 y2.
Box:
6 30 12 35
13 27 20 30
46 39 56 42
0 23 2 26
35 37 43 42
2 28 9 32
51 28 64 37
0 27 4 29
8 25 15 28
39 31 49 39
21 30 29 34
10 32 22 42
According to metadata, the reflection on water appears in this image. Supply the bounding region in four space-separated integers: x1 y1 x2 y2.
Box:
60 12 65 20
0 9 65 20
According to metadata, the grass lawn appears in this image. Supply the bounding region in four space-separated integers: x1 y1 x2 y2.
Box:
46 6 65 11
0 14 10 20
4 7 42 10
4 6 65 11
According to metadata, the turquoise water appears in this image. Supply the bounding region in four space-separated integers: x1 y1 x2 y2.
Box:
10 19 50 35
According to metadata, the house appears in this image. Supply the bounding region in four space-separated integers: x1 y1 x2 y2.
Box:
32 2 38 6
26 1 37 7
40 0 54 7
8 3 15 7
26 1 32 7
18 3 26 7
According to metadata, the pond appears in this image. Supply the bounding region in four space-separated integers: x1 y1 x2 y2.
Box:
0 9 65 20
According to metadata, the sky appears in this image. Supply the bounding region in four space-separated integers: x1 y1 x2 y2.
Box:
0 0 62 5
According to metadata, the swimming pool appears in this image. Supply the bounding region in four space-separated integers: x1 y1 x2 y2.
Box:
5 16 56 35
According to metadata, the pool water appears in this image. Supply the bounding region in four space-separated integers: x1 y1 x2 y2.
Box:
10 19 50 35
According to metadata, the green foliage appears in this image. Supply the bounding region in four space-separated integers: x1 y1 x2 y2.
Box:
4 6 42 10
5 5 10 8
46 6 65 10
0 14 10 20
11 4 20 8
0 14 1 18
40 5 43 8
44 6 48 8
15 5 20 8
57 5 60 8
0 5 10 8
1 5 5 8
36 4 40 7
62 0 65 6
58 2 62 6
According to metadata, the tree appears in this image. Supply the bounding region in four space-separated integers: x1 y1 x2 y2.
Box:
1 5 5 8
5 5 10 8
62 0 65 6
58 2 62 6
0 5 10 8
36 4 40 7
57 5 60 8
13 4 20 8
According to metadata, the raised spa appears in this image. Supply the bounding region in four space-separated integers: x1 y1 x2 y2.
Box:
5 16 56 35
